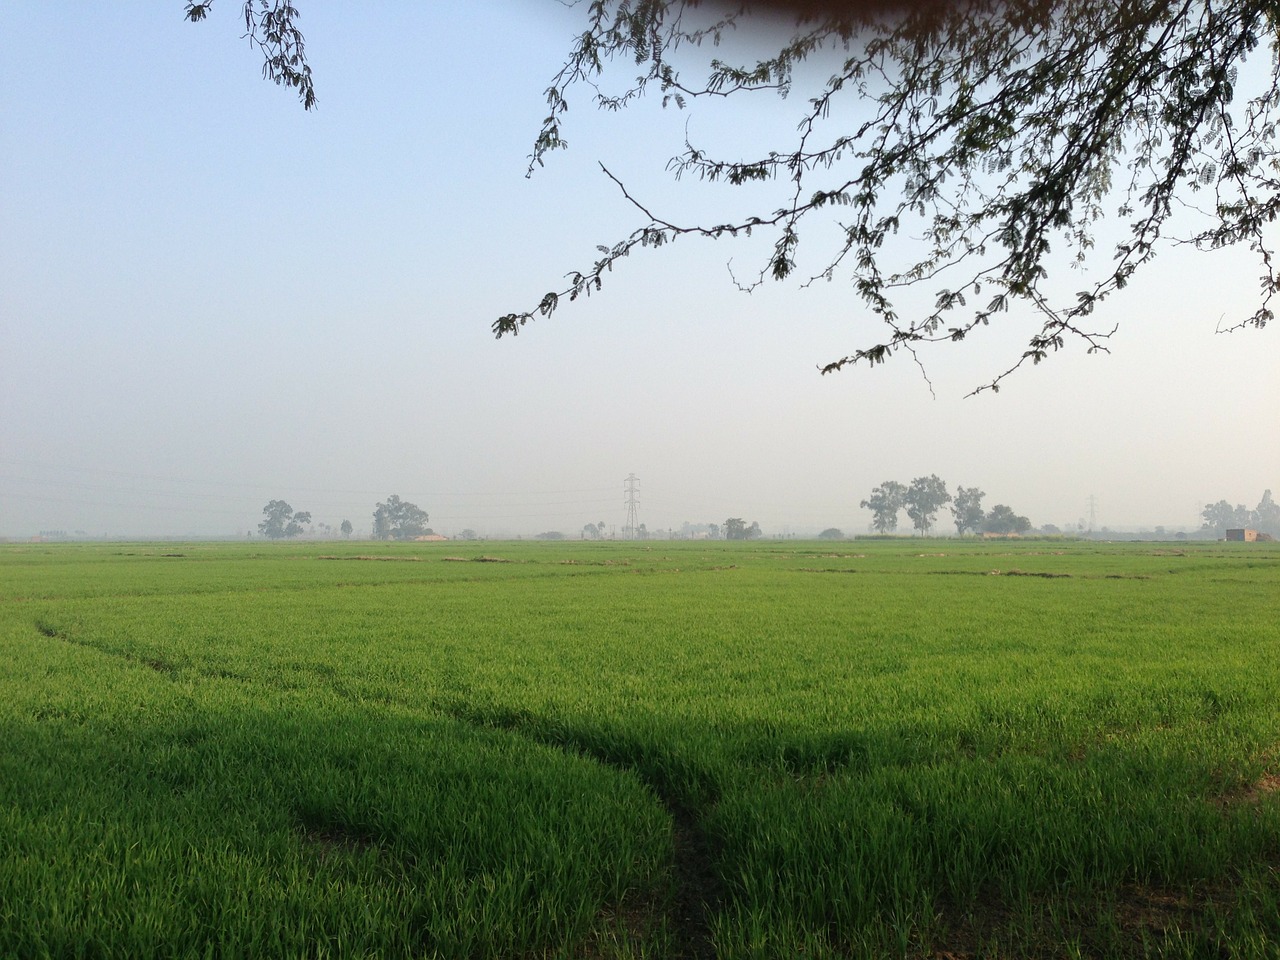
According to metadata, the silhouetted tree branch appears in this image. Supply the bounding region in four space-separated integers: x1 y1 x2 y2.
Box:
494 0 1279 393
186 1 316 110
189 1 1277 393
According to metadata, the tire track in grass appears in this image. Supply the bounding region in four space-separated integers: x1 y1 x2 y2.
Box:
30 618 723 958
664 796 721 960
35 619 181 675
446 704 724 960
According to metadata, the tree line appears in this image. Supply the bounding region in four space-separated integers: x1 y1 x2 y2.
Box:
1201 490 1279 537
860 477 1031 536
256 495 429 541
255 486 1275 542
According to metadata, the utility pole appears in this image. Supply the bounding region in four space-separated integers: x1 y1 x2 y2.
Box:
623 474 640 540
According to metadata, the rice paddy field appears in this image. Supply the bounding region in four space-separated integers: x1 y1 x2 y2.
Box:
1 538 1278 959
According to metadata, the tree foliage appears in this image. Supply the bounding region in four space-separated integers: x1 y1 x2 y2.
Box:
724 517 763 539
492 0 1279 392
372 495 430 541
185 1 316 109
1201 499 1254 532
905 474 952 535
1257 488 1280 531
1201 488 1279 534
951 485 986 535
860 480 907 533
196 2 1276 391
983 502 1032 534
258 499 310 539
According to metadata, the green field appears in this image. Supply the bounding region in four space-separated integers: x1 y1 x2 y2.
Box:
2 539 1278 959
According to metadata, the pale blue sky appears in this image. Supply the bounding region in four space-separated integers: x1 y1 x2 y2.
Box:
2 2 1276 537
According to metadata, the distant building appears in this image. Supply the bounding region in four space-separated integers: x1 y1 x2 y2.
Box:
413 534 449 542
1225 528 1259 542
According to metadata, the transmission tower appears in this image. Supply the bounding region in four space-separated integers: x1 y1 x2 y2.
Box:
1087 494 1098 534
623 474 640 540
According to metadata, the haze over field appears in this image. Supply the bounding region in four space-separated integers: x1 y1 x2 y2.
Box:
2 3 1276 539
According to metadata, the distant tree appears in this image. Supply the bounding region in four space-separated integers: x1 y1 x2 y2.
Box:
950 486 986 535
638 523 649 540
258 500 310 539
707 522 720 540
724 518 748 540
582 522 600 540
535 530 566 540
372 495 430 541
860 481 907 534
745 521 762 540
1201 500 1245 536
1254 489 1280 534
458 528 478 541
817 528 844 540
1204 490 1280 535
1040 523 1062 536
905 475 952 536
339 519 353 538
984 504 1032 534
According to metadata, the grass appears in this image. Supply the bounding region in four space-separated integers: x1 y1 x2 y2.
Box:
1 538 1278 958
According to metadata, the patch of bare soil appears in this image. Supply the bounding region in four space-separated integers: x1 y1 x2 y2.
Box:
988 569 1072 578
922 891 1017 960
1251 773 1280 800
577 891 667 959
920 880 1225 960
317 555 422 562
1107 884 1198 936
297 822 381 860
1215 772 1280 808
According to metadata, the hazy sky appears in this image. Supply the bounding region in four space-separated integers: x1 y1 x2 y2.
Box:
2 3 1276 538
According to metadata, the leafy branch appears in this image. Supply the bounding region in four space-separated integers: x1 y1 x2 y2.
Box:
503 0 1279 393
185 1 316 110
